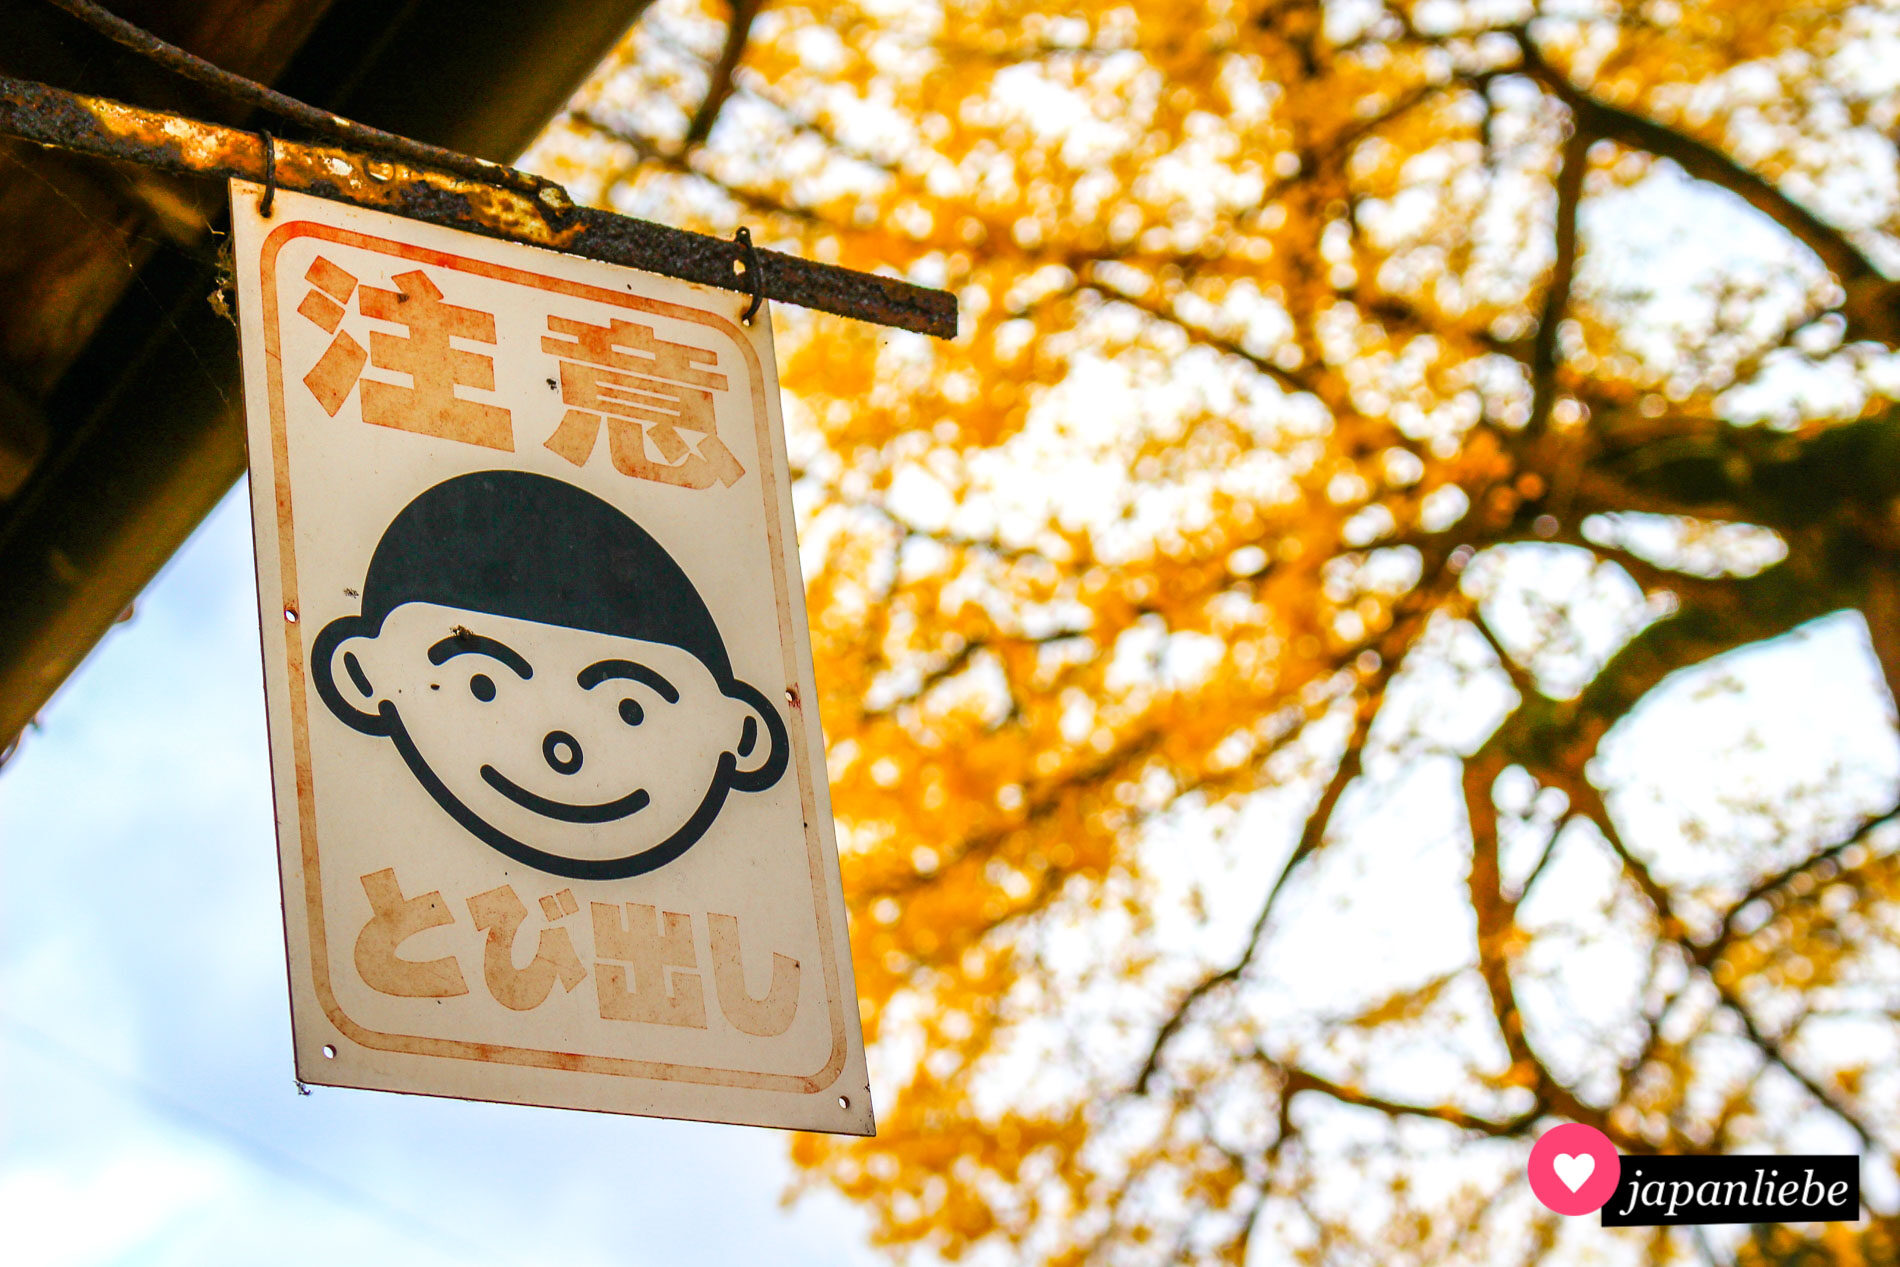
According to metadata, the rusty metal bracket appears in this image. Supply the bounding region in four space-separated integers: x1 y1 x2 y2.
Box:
0 76 959 338
46 0 573 214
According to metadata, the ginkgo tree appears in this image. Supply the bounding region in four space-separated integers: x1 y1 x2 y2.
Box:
528 1 1900 1262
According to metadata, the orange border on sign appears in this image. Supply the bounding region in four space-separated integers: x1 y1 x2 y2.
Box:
259 219 847 1093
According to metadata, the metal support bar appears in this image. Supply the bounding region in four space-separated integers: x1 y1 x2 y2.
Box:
0 76 959 338
44 0 570 210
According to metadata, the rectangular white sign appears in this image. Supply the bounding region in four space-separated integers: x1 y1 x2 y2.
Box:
231 181 871 1133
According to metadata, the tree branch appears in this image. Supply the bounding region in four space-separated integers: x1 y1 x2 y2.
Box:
858 626 1112 720
1078 275 1314 397
1696 804 1900 968
1526 123 1590 438
1470 610 1546 707
1130 680 1379 1095
569 109 830 227
1550 763 1686 939
1514 33 1894 344
681 0 764 152
1571 558 1842 734
1715 982 1880 1149
1131 561 1457 1094
853 729 1166 900
1461 734 1638 1143
1269 1054 1540 1137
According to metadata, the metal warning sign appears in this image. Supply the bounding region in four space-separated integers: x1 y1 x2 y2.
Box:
230 182 871 1133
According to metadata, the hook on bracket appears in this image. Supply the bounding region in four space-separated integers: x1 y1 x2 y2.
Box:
258 129 276 217
733 226 764 326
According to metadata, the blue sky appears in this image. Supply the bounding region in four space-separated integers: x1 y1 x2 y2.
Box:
0 484 885 1267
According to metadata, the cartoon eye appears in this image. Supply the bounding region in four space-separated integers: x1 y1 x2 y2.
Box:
470 673 496 702
618 698 644 726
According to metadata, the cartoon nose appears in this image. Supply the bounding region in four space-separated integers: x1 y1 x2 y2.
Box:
543 730 583 775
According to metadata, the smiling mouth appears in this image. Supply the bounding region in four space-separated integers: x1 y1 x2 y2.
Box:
480 766 651 823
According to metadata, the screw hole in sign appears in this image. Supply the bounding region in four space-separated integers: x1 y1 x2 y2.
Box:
321 1044 336 1059
284 606 299 623
732 258 746 276
838 1096 849 1109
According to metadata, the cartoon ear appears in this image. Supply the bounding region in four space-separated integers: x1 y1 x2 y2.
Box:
310 615 394 736
723 680 790 793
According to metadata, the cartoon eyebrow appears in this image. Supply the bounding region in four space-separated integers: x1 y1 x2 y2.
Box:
577 659 680 703
428 633 533 679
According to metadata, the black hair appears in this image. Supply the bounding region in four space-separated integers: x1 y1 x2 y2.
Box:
355 469 732 679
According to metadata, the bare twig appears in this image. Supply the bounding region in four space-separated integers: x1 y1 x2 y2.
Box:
1527 123 1590 438
1131 561 1457 1094
1080 274 1314 397
1696 804 1900 966
681 0 764 151
1715 981 1880 1149
1270 1055 1540 1137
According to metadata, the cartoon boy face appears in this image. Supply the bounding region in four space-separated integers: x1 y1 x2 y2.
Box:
312 471 788 880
